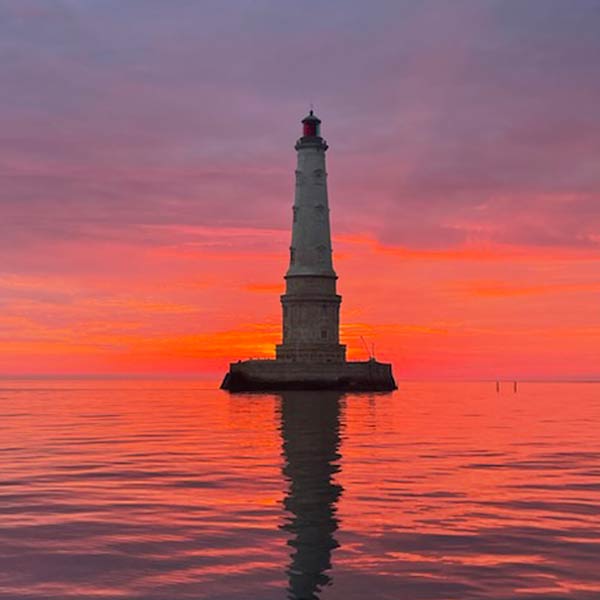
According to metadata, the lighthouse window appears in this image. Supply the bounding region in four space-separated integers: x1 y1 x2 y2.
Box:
303 122 316 136
293 207 298 223
290 247 295 264
321 329 328 339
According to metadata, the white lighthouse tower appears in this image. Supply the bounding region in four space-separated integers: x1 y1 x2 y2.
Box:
221 111 396 392
276 110 345 364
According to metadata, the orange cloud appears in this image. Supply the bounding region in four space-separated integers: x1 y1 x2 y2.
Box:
466 281 600 298
2 225 600 379
242 283 283 294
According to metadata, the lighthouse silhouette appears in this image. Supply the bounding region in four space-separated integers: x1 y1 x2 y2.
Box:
276 110 345 365
221 111 396 391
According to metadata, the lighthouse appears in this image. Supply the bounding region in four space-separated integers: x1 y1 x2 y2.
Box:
221 111 396 391
276 110 345 364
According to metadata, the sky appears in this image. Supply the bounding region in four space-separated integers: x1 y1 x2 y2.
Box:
1 0 599 380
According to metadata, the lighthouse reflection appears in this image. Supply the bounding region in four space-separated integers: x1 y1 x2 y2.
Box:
278 392 344 599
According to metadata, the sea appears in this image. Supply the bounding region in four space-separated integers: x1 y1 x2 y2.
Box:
1 380 599 600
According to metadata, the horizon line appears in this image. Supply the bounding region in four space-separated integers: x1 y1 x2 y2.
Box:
1 373 599 384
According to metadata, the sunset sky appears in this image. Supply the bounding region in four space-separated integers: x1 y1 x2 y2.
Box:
1 0 599 380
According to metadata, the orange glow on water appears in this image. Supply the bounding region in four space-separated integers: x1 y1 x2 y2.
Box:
1 382 599 597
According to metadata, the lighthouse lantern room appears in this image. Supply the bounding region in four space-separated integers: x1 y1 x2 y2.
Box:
302 109 321 137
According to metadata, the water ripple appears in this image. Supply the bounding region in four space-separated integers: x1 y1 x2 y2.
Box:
0 381 599 598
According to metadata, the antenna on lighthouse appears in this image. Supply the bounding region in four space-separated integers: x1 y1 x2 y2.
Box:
360 336 373 360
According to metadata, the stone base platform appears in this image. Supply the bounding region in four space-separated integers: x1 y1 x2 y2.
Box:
220 359 396 392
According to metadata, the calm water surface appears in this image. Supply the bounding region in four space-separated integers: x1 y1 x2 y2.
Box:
1 381 599 599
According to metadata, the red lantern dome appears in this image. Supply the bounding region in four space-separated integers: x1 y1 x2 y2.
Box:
301 109 321 137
